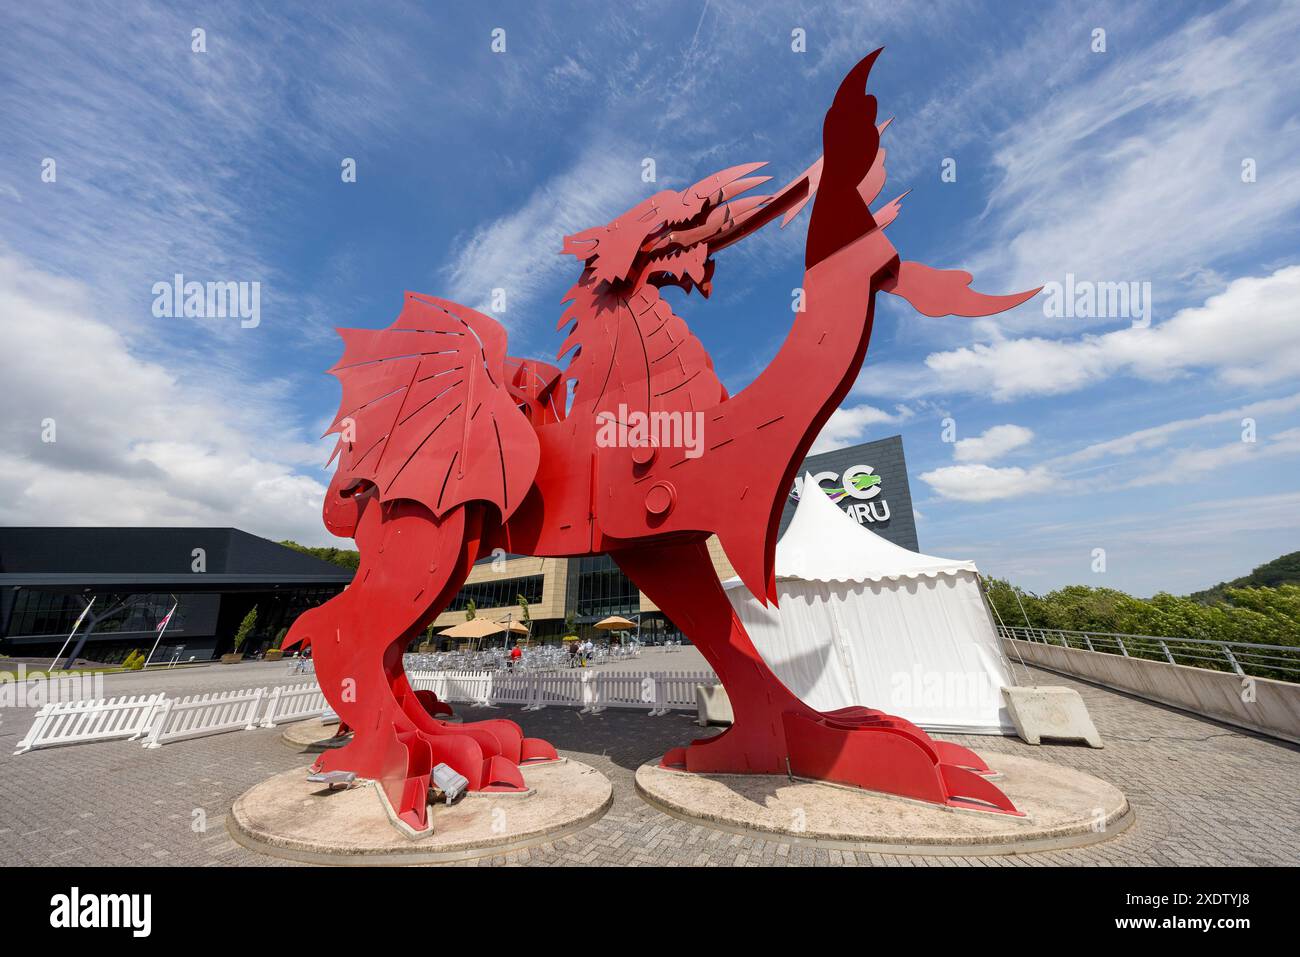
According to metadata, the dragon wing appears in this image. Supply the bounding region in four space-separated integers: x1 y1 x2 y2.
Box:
324 292 540 522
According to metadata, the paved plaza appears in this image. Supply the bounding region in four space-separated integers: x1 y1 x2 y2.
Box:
1 656 1297 866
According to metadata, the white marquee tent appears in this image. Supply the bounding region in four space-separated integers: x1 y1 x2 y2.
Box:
723 474 1018 734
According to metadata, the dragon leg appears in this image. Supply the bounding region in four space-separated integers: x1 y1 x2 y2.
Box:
283 495 555 831
614 540 1020 815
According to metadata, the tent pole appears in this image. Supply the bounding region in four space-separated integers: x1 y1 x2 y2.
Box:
980 575 1031 686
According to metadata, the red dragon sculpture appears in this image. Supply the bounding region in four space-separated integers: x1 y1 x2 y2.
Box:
284 50 1039 831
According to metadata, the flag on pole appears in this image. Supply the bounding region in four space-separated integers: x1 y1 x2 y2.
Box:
143 601 178 671
71 597 95 634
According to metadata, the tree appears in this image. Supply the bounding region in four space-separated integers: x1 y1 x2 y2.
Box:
983 576 1300 672
465 599 477 621
278 540 360 571
517 593 531 627
233 606 258 653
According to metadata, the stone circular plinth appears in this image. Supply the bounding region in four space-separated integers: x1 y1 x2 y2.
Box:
636 752 1130 855
280 717 352 751
229 758 611 865
281 714 463 752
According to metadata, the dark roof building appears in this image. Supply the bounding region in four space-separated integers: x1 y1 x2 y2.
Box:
0 528 352 665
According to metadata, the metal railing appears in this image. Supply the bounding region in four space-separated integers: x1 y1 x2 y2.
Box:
997 625 1300 683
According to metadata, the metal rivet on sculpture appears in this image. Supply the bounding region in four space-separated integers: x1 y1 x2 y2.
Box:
284 50 1041 829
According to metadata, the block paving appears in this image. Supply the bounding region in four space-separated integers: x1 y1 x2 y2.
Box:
1 662 1296 867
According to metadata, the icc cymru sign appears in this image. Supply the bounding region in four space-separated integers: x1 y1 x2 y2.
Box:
782 435 920 550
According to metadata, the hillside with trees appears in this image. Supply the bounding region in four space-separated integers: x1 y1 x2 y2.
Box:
1187 551 1300 604
279 541 360 571
984 553 1300 648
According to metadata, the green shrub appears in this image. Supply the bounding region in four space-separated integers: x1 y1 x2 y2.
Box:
233 606 258 653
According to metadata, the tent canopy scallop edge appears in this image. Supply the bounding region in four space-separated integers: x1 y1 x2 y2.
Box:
722 472 978 590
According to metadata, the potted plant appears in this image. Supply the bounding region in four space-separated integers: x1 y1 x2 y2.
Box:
264 626 287 661
222 605 257 663
415 622 436 653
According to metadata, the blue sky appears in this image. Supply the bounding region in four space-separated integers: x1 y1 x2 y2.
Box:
2 0 1298 597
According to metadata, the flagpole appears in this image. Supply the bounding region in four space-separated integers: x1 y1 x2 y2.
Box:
143 600 178 671
53 595 95 671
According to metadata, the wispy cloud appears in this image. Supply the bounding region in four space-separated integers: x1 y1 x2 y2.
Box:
1057 391 1300 467
440 143 648 338
976 2 1300 297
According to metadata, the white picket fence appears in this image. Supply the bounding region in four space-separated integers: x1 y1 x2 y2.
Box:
13 693 167 755
141 688 268 748
408 669 718 716
259 682 328 727
14 668 720 756
15 681 331 755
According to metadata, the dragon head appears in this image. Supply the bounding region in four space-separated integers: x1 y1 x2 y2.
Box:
561 163 776 298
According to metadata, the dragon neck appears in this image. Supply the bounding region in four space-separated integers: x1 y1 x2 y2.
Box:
743 229 896 423
730 228 900 577
557 275 667 412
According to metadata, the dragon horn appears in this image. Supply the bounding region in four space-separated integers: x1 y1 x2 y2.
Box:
686 162 769 200
718 175 772 202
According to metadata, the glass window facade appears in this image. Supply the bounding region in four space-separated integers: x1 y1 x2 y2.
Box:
6 590 186 638
574 555 640 620
0 587 344 663
447 575 543 612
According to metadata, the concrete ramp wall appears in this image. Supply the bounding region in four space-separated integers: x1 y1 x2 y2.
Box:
1003 637 1300 745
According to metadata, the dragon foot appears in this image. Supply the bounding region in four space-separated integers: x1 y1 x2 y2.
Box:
781 711 1021 815
662 708 1019 816
311 723 435 831
412 688 454 719
309 698 560 830
660 722 786 776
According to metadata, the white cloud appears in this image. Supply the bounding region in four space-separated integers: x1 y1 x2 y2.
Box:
919 464 1060 503
0 256 333 544
853 2 1300 402
920 391 1300 504
953 424 1034 463
809 403 910 454
892 265 1300 401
